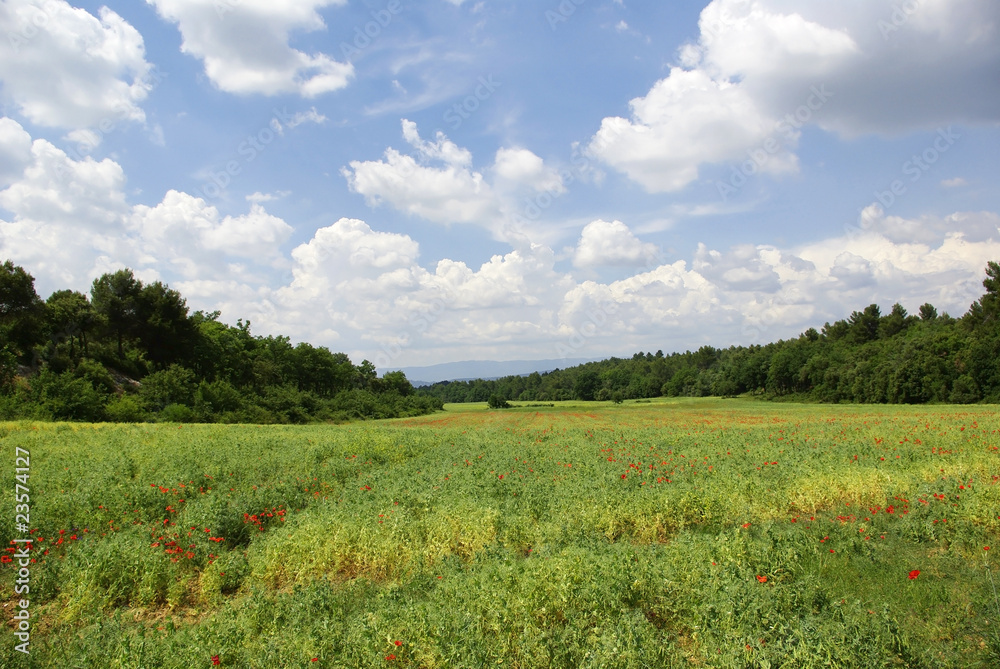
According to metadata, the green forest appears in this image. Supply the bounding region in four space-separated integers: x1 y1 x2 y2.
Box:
3 260 1000 423
419 261 1000 406
0 261 442 423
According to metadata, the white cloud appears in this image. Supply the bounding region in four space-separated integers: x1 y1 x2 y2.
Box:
0 118 33 187
273 107 328 135
0 0 152 130
590 0 1000 192
146 0 353 97
0 123 295 294
246 191 291 203
941 177 967 188
493 148 565 194
0 135 132 288
4 121 999 365
573 220 659 268
131 191 294 270
343 121 571 243
588 66 799 192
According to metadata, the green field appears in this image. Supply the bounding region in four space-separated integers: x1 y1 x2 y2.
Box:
2 399 999 667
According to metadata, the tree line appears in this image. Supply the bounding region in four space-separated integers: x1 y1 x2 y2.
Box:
418 262 1000 406
0 261 441 423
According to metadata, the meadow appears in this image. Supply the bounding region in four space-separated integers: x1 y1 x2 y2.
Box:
1 398 999 668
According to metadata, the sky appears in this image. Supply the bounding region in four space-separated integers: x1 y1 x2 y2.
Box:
1 0 999 370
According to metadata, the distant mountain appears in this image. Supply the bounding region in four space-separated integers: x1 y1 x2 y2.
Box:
386 358 602 386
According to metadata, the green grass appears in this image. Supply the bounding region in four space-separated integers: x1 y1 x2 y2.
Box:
2 399 999 667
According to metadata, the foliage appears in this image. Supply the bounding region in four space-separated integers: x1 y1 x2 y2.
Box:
1 401 997 666
420 263 1000 406
0 261 439 423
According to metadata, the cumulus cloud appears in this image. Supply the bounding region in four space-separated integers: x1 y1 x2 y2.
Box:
573 220 659 268
589 0 1000 192
130 191 294 273
146 0 353 97
343 120 566 238
0 122 295 294
4 120 999 364
0 0 153 130
0 118 33 187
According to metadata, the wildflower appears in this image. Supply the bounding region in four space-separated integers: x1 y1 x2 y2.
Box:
908 570 920 580
211 656 220 665
756 575 767 583
394 641 402 647
386 654 396 661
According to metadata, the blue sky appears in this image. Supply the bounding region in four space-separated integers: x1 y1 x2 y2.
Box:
1 0 999 369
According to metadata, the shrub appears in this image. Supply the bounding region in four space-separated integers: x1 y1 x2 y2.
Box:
488 394 511 409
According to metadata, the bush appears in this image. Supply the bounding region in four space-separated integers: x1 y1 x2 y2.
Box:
33 369 107 421
104 394 149 422
139 364 196 410
488 394 511 409
159 403 197 423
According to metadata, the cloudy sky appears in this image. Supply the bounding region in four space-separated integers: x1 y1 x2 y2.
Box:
1 0 999 369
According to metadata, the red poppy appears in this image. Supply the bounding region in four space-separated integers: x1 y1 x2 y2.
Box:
386 655 396 661
211 656 220 665
394 641 402 647
908 570 920 580
756 575 767 583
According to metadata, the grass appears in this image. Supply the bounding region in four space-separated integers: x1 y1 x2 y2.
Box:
1 398 999 667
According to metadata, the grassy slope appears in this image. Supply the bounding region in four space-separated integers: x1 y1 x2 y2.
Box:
2 398 999 667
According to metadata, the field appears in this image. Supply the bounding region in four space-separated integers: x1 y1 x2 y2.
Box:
2 399 999 668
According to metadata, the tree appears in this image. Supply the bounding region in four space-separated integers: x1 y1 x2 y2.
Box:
91 269 142 360
379 370 413 396
879 303 910 339
919 303 938 321
135 281 197 368
574 370 600 401
848 304 881 343
487 394 510 409
0 260 45 358
46 290 95 358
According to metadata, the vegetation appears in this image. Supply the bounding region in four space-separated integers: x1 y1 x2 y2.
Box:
419 261 1000 406
2 400 998 667
0 261 441 423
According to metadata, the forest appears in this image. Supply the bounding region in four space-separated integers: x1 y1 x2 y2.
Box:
418 261 1000 406
0 261 441 423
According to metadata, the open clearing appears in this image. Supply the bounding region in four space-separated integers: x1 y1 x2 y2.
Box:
2 399 999 667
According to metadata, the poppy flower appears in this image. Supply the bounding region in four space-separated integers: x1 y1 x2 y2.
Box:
385 655 396 661
394 641 402 647
756 575 767 583
211 656 220 665
908 570 920 580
